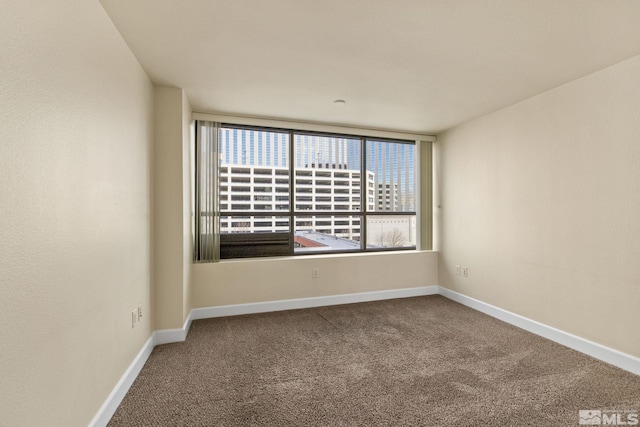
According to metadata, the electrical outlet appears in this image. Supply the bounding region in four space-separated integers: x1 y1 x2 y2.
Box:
137 304 143 322
462 266 469 277
131 310 137 328
455 265 461 276
312 268 320 279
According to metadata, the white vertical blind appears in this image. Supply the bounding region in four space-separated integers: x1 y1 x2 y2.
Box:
194 121 219 262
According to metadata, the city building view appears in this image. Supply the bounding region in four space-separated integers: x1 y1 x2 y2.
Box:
218 127 416 253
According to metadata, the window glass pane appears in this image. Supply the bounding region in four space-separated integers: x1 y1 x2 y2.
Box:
366 215 416 249
219 127 290 216
293 134 361 214
294 215 362 254
218 126 291 258
366 140 415 212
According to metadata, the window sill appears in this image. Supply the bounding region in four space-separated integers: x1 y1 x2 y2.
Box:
206 249 435 265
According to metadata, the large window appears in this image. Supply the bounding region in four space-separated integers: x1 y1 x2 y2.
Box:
194 121 428 261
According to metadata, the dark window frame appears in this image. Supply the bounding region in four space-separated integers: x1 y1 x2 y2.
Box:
195 121 420 260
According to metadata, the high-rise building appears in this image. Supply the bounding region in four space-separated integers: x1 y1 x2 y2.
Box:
219 164 375 240
218 129 375 241
377 183 399 211
217 128 417 248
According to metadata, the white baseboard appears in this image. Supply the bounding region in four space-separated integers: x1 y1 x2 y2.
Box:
89 313 195 427
438 286 640 376
88 336 154 427
94 284 640 427
191 286 439 320
153 313 194 345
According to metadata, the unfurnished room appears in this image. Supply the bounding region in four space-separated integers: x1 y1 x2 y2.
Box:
1 1 639 426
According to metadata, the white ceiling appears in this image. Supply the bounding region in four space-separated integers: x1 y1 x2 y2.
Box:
100 0 640 134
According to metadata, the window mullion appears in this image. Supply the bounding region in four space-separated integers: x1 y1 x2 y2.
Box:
361 137 367 251
289 130 295 254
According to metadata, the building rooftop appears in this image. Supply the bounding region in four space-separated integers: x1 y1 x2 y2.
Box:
294 230 361 252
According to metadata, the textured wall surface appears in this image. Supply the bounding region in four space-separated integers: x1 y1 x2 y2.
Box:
152 87 193 331
153 87 187 330
0 1 154 425
438 55 640 357
182 91 194 324
192 251 438 307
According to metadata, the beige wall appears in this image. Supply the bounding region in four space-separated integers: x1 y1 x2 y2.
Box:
192 251 437 307
0 1 154 426
437 54 640 357
153 87 193 330
182 92 194 322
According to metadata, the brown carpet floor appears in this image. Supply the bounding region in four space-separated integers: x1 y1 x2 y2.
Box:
108 296 640 426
